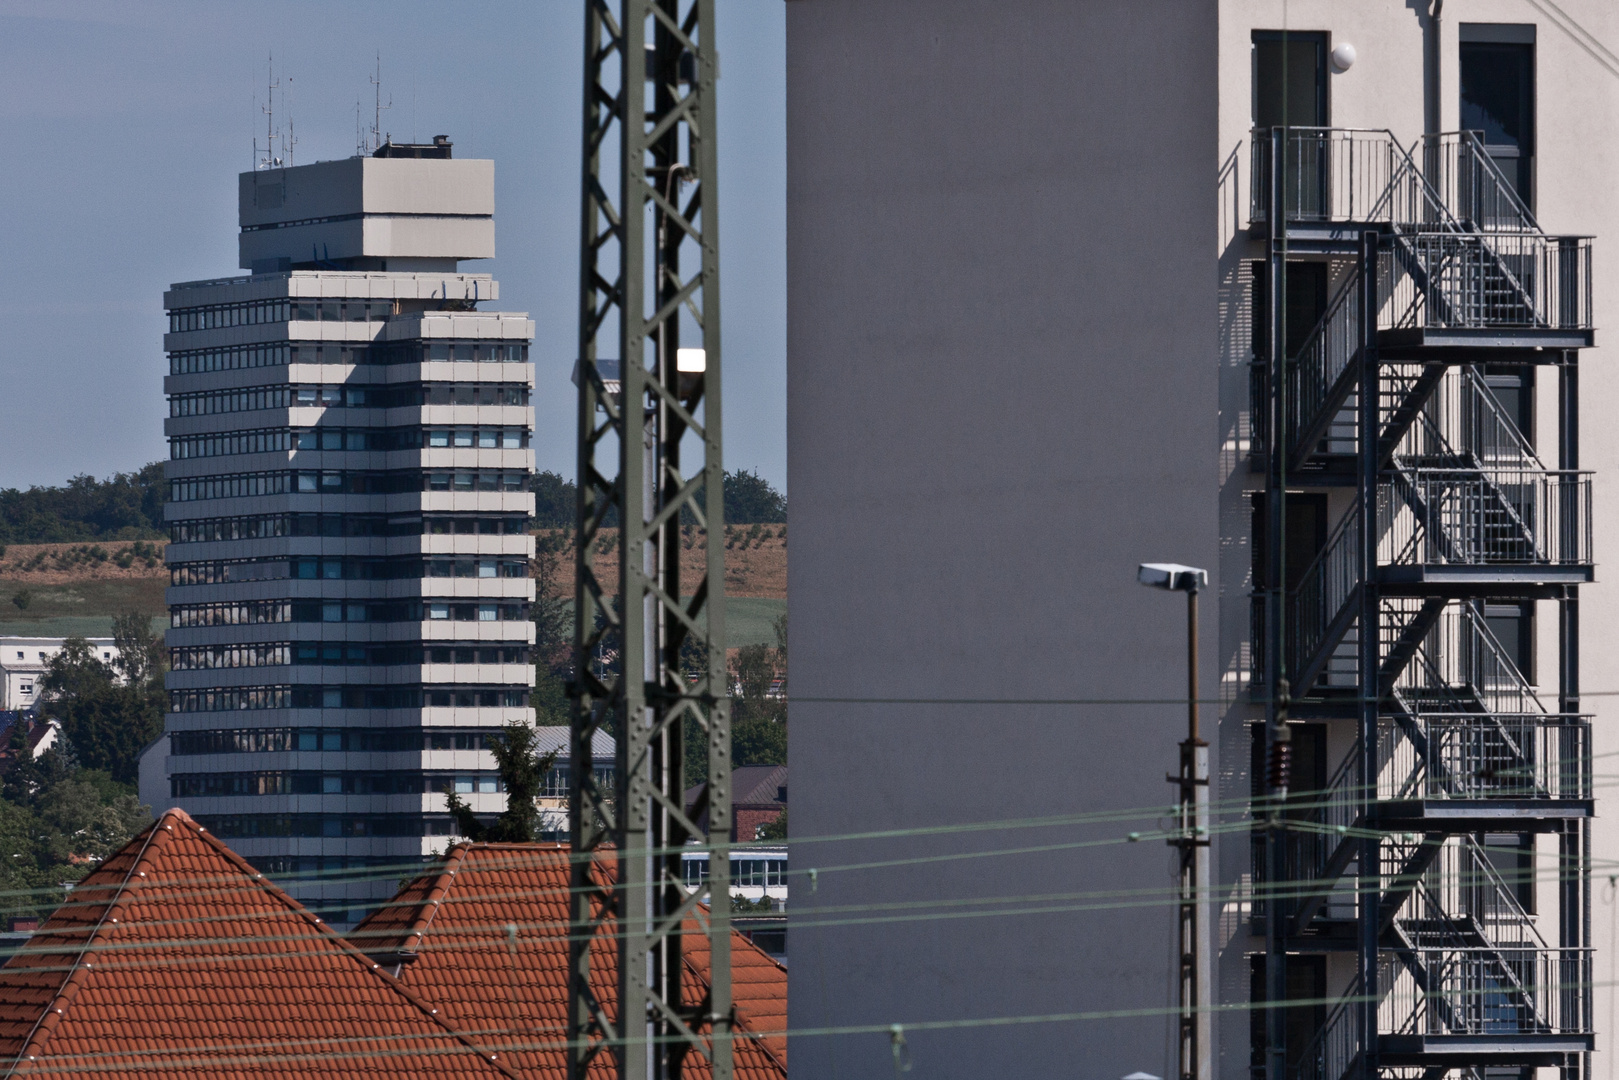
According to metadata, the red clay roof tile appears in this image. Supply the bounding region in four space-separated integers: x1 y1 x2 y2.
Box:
350 843 788 1079
0 808 517 1078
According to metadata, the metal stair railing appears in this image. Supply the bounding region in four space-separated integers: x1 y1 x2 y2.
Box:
1381 463 1591 568
1423 131 1539 234
1287 271 1363 468
1383 947 1589 1038
1381 232 1592 333
1380 711 1588 802
1287 505 1361 691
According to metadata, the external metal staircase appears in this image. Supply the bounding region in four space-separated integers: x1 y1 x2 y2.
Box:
1251 126 1595 1080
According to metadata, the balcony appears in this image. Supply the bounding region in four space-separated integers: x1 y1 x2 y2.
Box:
1380 467 1593 588
1249 127 1441 237
1380 947 1593 1062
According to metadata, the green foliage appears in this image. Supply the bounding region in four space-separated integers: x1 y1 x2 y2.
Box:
530 470 577 529
757 809 787 841
38 617 167 785
731 894 775 914
0 721 152 917
722 469 786 524
444 722 562 843
0 464 166 544
11 590 31 611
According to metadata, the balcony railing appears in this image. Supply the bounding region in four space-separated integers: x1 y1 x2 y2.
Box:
1382 233 1593 332
1378 714 1590 802
1421 131 1539 233
1382 948 1592 1039
1382 467 1593 568
1251 128 1442 228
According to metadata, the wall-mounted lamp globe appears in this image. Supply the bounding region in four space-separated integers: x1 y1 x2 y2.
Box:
1330 42 1357 72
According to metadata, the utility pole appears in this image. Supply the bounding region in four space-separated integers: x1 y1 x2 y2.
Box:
1138 563 1211 1080
571 3 732 1079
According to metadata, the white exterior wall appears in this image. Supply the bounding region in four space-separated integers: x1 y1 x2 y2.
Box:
0 638 118 711
1213 4 1618 1078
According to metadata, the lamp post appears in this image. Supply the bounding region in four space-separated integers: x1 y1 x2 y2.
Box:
1137 563 1211 1080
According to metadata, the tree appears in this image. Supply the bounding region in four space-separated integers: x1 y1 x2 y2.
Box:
444 722 562 842
730 640 787 767
111 611 165 688
531 530 573 727
722 469 787 524
757 809 787 841
37 620 166 785
530 471 578 530
0 464 166 543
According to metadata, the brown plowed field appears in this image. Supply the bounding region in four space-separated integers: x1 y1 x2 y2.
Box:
535 526 786 600
0 541 168 584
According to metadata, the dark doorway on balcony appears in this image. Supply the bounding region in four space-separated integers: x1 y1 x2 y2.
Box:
1254 31 1327 220
1252 492 1329 593
1249 953 1327 1077
1253 31 1327 130
1460 25 1535 210
1252 260 1329 362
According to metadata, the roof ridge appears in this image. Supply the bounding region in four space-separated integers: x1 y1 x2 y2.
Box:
5 809 177 1073
401 842 471 952
169 822 522 1078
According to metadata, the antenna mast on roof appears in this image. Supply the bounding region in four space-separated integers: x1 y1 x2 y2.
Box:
369 54 392 154
257 55 283 171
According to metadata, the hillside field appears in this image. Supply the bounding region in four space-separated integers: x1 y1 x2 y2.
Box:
0 532 786 646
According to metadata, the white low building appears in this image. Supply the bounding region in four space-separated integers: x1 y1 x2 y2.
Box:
0 637 119 711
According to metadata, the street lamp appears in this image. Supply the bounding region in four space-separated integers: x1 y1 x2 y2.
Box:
1136 562 1210 1080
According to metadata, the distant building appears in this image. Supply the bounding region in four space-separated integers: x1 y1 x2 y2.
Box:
0 637 118 711
139 725 616 847
686 763 786 842
681 764 789 959
160 138 536 922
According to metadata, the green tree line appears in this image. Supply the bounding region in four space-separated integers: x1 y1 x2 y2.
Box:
0 465 167 544
531 468 787 529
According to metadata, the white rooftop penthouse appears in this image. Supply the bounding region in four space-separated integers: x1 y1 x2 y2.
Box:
239 138 494 275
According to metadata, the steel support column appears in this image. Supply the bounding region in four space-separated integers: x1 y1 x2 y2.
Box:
572 2 732 1077
1560 353 1587 1080
1354 230 1382 1080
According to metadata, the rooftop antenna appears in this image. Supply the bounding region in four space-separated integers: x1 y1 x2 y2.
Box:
369 54 392 153
258 55 282 170
355 101 365 156
284 77 296 166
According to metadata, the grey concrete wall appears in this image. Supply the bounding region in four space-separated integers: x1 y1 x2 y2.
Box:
785 2 1219 1076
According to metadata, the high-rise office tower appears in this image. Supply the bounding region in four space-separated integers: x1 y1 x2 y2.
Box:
155 139 535 921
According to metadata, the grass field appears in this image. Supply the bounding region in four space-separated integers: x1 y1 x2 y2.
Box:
0 575 783 647
0 577 167 639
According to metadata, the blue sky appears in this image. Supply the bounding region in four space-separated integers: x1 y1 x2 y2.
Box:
0 0 786 491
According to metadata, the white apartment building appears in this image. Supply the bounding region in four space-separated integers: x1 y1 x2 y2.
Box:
160 139 536 922
787 4 1619 1079
0 637 118 712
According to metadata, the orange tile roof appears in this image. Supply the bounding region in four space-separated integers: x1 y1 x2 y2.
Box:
350 843 788 1079
0 808 518 1078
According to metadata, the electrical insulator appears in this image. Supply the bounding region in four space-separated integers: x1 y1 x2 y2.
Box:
1267 740 1293 794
